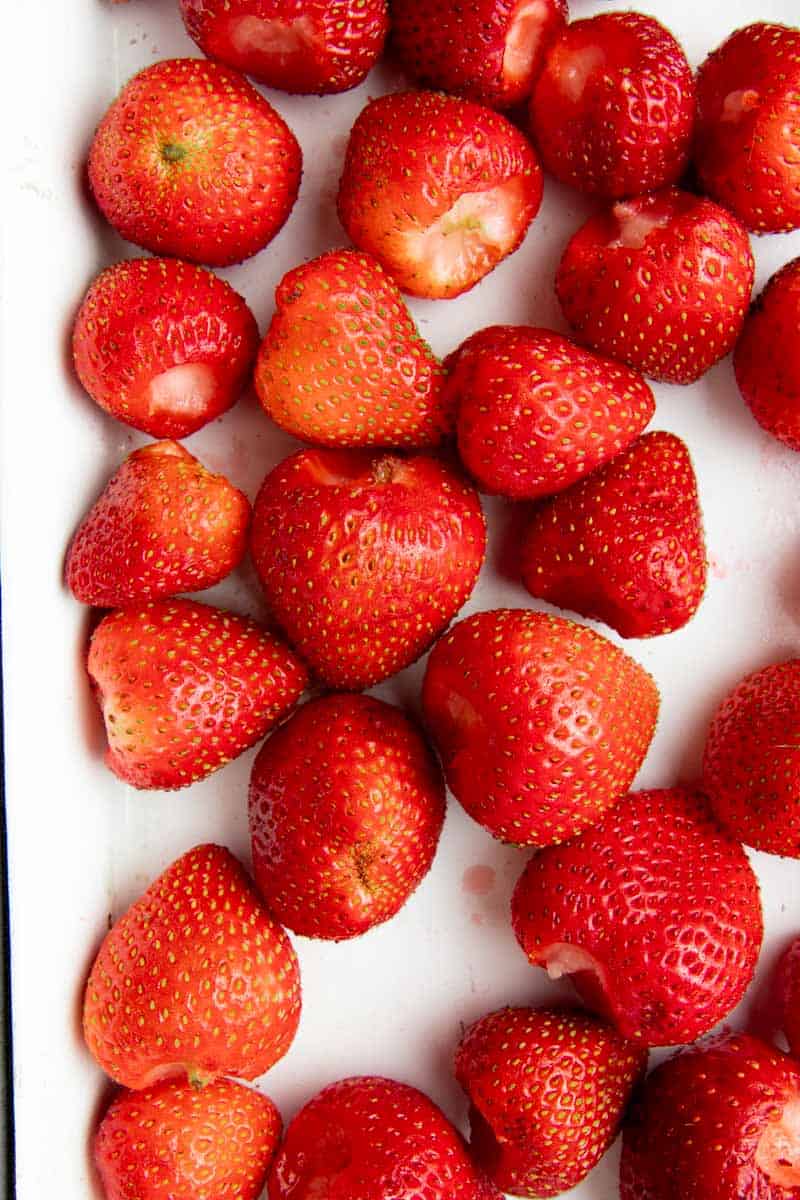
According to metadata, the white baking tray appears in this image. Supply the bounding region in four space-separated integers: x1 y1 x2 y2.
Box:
3 0 800 1195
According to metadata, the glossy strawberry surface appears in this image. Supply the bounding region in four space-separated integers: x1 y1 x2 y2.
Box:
735 257 800 450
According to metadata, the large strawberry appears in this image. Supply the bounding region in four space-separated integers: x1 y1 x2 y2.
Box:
512 787 763 1046
735 257 800 450
421 608 659 847
83 844 301 1089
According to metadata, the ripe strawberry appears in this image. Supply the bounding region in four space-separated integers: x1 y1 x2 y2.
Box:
520 431 707 638
702 658 800 858
775 937 800 1058
455 1006 646 1198
735 258 800 450
530 12 695 199
445 324 654 500
83 844 301 1089
254 250 451 448
249 694 445 940
512 787 763 1046
179 0 388 94
337 91 543 299
72 258 259 439
94 1077 282 1200
556 187 755 385
421 608 659 847
88 599 307 790
695 23 800 234
390 0 567 111
88 59 301 267
250 449 486 689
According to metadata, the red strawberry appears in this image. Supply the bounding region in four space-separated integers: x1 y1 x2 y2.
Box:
445 324 654 500
72 258 259 439
94 1077 282 1200
268 1076 500 1200
83 844 301 1089
455 1006 646 1198
519 431 707 638
249 694 445 940
66 442 250 609
88 59 301 266
88 599 307 789
695 23 800 234
530 12 695 199
179 0 388 94
421 608 659 847
512 787 763 1046
250 448 486 689
337 91 543 299
556 187 755 385
620 1033 800 1198
254 250 451 448
775 937 800 1058
390 0 567 111
735 257 800 450
702 658 800 858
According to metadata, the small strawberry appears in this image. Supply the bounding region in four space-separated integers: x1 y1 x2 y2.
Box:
455 1006 646 1198
254 250 451 448
88 599 307 790
735 257 800 450
512 787 763 1046
83 844 301 1089
88 59 301 266
72 258 259 439
556 187 755 385
775 936 800 1058
337 90 543 299
421 608 659 847
444 324 654 500
250 448 486 690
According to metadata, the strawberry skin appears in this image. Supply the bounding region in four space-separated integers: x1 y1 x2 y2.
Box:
695 23 800 234
88 599 307 790
66 442 250 609
445 324 654 500
254 250 451 448
337 90 543 299
455 1006 646 1198
775 937 800 1059
88 58 301 266
735 257 800 450
83 844 301 1090
249 694 445 940
72 258 259 439
250 448 486 690
512 787 763 1046
421 608 659 847
94 1077 282 1200
520 431 707 638
556 187 755 385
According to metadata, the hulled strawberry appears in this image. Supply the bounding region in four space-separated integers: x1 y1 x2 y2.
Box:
775 937 800 1058
735 257 800 450
337 91 543 299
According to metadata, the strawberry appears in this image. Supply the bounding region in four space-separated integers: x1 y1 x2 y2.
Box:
390 0 567 111
555 187 755 385
250 448 486 689
702 658 800 858
87 599 307 790
337 90 543 299
72 258 259 439
775 937 800 1058
619 1033 800 1198
421 608 659 847
83 844 301 1089
94 1076 282 1200
249 694 445 940
695 23 800 234
512 787 763 1046
519 431 707 638
735 257 800 450
88 59 301 267
179 0 388 95
66 442 250 610
254 250 451 448
530 12 695 199
455 1006 647 1198
444 324 654 500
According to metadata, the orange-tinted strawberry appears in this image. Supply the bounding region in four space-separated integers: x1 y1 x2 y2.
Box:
735 257 800 450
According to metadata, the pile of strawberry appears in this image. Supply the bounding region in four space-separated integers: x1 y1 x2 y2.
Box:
65 1 800 1198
